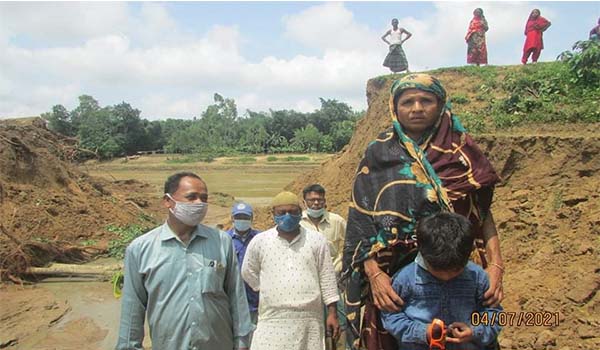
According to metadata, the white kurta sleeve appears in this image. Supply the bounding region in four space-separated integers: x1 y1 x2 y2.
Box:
317 236 340 306
241 236 261 292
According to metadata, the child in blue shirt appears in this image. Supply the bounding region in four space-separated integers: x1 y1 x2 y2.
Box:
381 212 502 350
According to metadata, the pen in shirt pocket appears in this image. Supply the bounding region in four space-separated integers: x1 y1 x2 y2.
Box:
208 260 225 270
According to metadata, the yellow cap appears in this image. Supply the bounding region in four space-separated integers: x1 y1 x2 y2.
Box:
271 191 299 207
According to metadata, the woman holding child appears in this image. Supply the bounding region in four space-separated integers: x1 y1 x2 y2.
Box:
342 73 504 350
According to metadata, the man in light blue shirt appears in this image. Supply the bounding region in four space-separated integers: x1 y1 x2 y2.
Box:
116 172 254 350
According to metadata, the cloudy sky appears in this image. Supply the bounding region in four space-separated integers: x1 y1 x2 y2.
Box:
1 1 598 120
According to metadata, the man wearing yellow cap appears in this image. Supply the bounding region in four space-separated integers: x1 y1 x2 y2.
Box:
241 191 340 350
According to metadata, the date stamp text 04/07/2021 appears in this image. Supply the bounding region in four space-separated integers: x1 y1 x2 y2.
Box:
471 311 560 327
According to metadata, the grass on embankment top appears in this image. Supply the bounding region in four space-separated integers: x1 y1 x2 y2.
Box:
371 62 600 134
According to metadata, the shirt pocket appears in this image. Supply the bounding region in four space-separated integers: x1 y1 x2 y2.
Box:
199 265 226 295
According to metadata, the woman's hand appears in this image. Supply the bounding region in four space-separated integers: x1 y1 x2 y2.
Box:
370 272 404 312
483 264 504 306
481 212 504 306
364 258 403 312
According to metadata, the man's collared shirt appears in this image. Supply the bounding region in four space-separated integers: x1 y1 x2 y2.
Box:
116 222 254 350
226 227 261 313
380 253 503 350
300 211 346 274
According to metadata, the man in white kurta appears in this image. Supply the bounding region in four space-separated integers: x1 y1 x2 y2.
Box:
241 191 340 350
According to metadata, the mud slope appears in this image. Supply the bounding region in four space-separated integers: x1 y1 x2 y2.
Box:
287 73 600 349
0 118 159 274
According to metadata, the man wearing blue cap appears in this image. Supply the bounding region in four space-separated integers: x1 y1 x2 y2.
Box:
226 201 262 339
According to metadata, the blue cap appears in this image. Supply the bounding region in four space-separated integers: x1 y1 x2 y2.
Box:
231 202 253 216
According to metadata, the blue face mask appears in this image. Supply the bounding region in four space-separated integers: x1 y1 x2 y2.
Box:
233 219 252 232
274 213 302 232
306 207 325 218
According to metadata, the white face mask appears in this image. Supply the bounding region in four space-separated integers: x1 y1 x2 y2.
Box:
307 207 326 218
166 193 208 226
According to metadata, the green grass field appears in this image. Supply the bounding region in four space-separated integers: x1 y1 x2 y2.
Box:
82 153 330 207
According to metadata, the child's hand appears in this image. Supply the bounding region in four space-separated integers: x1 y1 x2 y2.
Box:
446 322 473 344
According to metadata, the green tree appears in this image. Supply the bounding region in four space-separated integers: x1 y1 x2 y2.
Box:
141 120 164 150
265 132 288 153
71 95 101 133
77 107 118 158
238 112 269 153
199 93 238 150
43 104 73 136
292 124 322 153
268 110 308 143
319 134 335 152
330 119 357 151
99 137 122 159
310 98 354 134
112 102 144 155
166 128 194 153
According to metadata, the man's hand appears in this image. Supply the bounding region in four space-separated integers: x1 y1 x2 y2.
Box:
326 304 340 340
446 322 473 344
483 264 503 306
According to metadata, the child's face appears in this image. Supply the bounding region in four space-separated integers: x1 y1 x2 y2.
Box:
427 265 465 281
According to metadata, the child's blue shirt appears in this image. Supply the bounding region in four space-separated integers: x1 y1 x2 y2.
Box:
380 253 502 350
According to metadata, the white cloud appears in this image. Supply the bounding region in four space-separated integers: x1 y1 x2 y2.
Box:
282 2 378 52
138 92 214 119
0 1 574 120
0 2 380 119
0 2 130 45
0 83 80 118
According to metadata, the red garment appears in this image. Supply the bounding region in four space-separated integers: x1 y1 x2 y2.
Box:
466 17 488 64
523 16 550 52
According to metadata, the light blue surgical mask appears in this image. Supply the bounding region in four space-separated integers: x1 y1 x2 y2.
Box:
233 219 252 232
274 213 302 232
306 208 326 218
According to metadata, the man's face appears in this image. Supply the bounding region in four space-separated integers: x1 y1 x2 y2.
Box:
233 213 252 221
164 176 208 210
303 191 326 210
273 204 301 217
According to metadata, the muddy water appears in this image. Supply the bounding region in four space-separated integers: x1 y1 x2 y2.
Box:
32 280 122 349
15 257 145 349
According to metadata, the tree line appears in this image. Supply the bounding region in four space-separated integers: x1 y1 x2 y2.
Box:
42 93 363 159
